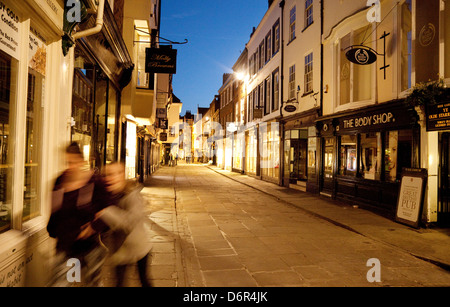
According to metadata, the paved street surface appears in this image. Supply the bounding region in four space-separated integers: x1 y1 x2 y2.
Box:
102 163 450 287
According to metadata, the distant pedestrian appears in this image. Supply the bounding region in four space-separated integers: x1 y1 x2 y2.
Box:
47 142 114 287
96 162 153 287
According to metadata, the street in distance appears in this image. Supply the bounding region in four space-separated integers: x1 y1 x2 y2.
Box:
183 291 268 304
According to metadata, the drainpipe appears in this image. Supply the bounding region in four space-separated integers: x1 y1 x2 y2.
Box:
279 0 285 186
72 0 105 40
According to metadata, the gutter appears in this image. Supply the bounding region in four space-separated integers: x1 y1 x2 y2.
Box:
72 0 105 40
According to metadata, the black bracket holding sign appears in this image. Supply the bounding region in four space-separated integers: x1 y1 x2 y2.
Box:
395 168 428 229
345 31 390 80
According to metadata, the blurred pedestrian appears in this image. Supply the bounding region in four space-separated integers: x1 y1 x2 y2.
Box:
47 142 114 287
96 162 153 287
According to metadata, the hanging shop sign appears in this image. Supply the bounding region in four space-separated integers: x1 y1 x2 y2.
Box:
0 1 21 60
158 118 168 129
253 108 263 119
284 104 297 113
345 46 377 65
159 132 167 142
426 101 450 131
145 47 177 74
156 108 167 119
395 168 427 229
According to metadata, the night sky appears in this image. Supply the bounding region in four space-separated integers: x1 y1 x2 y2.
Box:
160 0 269 115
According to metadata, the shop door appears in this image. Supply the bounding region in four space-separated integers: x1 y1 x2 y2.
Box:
439 133 450 226
321 137 335 196
289 139 307 183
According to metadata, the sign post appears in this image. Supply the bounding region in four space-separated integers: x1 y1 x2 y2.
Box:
395 168 428 228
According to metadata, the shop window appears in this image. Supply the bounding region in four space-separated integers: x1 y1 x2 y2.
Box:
324 138 334 179
106 85 118 163
94 77 108 168
385 130 413 182
245 128 257 174
72 50 95 166
359 133 381 180
23 69 44 222
0 50 17 233
260 123 280 179
339 135 357 176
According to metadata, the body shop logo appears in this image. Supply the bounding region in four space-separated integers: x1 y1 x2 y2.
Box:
355 49 369 64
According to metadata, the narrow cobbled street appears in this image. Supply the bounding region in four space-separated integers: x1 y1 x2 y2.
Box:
104 164 450 287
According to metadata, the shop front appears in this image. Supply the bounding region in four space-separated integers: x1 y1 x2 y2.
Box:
0 0 71 287
245 125 258 176
282 109 319 192
70 0 132 170
316 100 420 217
260 121 280 183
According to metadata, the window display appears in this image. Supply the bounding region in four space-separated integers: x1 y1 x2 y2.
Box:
339 135 357 176
0 50 17 233
359 133 381 180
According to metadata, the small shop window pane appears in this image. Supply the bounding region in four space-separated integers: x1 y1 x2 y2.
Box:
324 138 334 178
359 133 381 180
339 135 357 176
0 50 17 233
385 130 413 182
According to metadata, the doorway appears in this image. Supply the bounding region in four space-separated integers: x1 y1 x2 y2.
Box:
289 139 307 183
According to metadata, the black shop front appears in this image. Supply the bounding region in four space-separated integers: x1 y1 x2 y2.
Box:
316 100 420 218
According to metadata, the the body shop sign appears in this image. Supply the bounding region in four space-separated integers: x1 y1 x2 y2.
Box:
0 1 20 59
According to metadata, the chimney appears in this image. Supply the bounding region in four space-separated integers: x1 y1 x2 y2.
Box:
250 26 256 38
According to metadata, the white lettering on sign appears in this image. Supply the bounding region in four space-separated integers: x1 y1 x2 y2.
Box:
343 112 395 129
367 0 381 23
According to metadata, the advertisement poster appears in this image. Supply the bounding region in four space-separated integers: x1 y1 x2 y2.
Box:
0 1 21 59
395 168 427 228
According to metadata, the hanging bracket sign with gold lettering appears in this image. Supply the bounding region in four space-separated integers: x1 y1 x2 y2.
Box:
145 47 177 74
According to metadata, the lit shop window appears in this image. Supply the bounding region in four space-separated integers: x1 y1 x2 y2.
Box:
324 138 334 179
106 85 118 163
385 130 413 182
23 28 47 222
0 50 18 233
339 135 357 176
359 133 381 180
72 49 95 166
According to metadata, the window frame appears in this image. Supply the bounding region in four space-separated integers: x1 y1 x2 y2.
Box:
289 6 296 42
